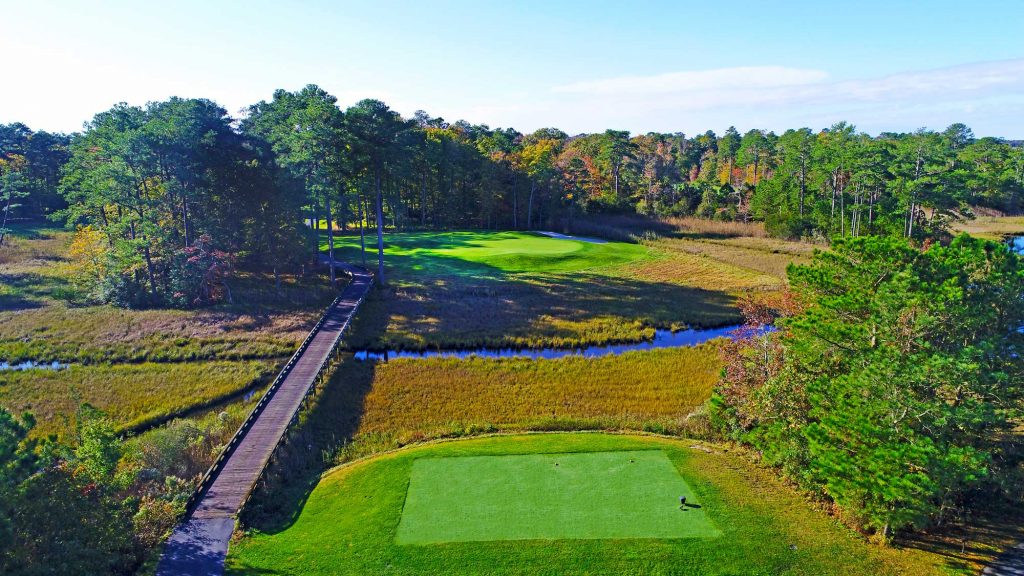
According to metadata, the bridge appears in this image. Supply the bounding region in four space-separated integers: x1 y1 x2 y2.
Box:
156 264 373 576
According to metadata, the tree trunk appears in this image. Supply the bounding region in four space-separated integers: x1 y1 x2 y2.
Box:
375 167 386 284
420 170 427 226
311 198 320 261
512 173 518 229
798 157 807 216
181 194 190 248
325 194 336 285
143 243 158 299
527 181 535 230
357 192 367 268
0 192 12 247
840 183 846 236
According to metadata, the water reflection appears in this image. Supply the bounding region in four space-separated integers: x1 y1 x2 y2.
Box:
0 360 69 371
354 324 774 362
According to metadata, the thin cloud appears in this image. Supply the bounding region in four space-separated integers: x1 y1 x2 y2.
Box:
460 59 1024 135
548 59 1024 111
552 66 829 95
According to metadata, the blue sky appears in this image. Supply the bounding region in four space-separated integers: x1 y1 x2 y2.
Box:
3 0 1023 136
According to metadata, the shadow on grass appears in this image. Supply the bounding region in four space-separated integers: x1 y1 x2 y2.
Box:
224 562 286 575
239 358 376 534
896 508 1024 573
328 231 741 350
0 272 65 310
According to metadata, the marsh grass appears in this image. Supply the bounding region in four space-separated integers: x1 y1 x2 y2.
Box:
350 346 720 444
0 360 277 439
954 216 1024 240
662 216 770 238
570 214 769 241
1 223 338 363
637 236 815 282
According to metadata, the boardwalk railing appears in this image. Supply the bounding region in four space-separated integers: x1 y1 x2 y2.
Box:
182 269 372 515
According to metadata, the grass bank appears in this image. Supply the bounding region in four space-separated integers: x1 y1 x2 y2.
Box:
953 215 1024 240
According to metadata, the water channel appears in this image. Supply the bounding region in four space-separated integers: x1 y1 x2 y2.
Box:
0 360 69 371
353 324 774 362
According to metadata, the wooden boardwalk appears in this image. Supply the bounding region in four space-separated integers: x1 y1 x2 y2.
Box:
156 265 373 576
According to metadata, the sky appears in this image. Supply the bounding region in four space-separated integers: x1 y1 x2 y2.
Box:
2 0 1024 137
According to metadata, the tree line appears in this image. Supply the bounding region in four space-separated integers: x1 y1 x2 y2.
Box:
2 84 1022 308
0 124 69 246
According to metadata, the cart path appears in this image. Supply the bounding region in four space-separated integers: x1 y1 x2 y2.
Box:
156 264 373 576
984 542 1024 576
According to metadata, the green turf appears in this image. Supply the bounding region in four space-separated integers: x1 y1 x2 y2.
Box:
396 450 719 544
228 434 962 576
325 231 651 277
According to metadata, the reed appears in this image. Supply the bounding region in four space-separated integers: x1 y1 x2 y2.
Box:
0 360 277 439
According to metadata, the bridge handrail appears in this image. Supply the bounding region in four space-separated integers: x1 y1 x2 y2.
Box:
182 267 371 514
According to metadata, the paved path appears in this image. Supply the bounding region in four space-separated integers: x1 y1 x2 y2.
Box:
156 265 372 576
985 542 1024 576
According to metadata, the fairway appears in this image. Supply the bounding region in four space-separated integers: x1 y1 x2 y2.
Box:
396 450 719 544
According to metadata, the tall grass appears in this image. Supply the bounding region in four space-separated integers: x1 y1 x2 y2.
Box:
661 216 768 238
1 222 338 364
569 214 769 242
953 216 1024 240
330 345 721 460
0 360 277 439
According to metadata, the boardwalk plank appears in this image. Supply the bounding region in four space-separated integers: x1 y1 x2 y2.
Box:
156 267 372 576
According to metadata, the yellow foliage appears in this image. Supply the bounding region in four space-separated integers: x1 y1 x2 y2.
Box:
67 225 109 285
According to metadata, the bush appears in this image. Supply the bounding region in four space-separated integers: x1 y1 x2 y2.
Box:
765 213 813 240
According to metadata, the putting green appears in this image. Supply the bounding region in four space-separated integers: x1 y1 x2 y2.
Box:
396 450 720 544
325 231 651 276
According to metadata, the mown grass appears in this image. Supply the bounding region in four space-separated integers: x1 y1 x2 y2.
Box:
329 230 652 277
228 433 989 576
332 230 799 350
0 360 276 439
396 449 718 543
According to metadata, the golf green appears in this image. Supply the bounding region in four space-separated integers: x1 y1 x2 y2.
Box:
395 450 720 544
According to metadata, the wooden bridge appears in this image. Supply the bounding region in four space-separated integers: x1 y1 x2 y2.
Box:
156 264 373 576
